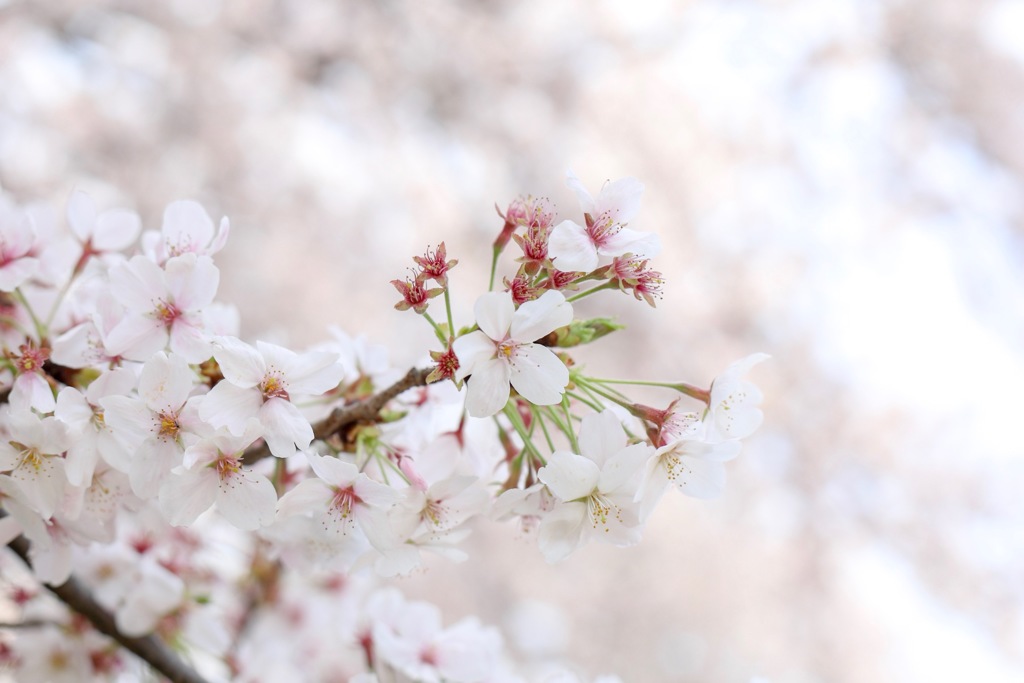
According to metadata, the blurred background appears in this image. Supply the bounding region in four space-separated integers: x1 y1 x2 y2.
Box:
2 0 1024 681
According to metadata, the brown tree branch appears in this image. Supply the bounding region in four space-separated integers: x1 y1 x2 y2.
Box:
6 533 211 683
242 365 434 465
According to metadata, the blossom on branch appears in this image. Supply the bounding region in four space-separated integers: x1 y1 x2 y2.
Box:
452 290 572 417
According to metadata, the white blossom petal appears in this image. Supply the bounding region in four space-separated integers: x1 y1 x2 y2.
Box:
508 344 568 406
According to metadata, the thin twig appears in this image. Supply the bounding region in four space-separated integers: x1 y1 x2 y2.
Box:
5 533 211 683
242 366 433 465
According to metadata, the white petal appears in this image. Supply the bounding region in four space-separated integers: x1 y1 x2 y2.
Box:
304 451 359 486
130 438 182 498
565 169 596 216
282 349 344 395
67 190 96 241
596 176 644 223
598 442 651 495
165 254 219 311
108 256 166 312
259 398 313 458
577 410 627 466
169 316 213 364
451 331 495 380
538 501 588 563
198 381 263 435
162 200 214 250
473 291 514 341
211 336 264 386
0 257 39 291
548 220 599 272
276 477 332 517
464 358 511 418
509 290 573 342
93 209 141 251
598 227 661 259
538 451 600 502
508 344 567 406
99 396 153 446
139 352 193 412
159 469 217 526
674 457 727 499
104 315 168 361
216 470 277 530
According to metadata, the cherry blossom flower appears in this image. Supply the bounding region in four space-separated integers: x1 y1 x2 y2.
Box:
547 170 660 273
199 337 344 458
65 190 141 270
100 352 202 497
0 410 70 519
104 252 220 363
452 290 573 417
276 451 401 559
158 426 277 530
0 194 41 291
141 200 230 264
704 352 770 442
635 412 742 518
536 410 652 562
8 341 56 413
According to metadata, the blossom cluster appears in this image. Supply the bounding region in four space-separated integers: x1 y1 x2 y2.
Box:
0 173 766 682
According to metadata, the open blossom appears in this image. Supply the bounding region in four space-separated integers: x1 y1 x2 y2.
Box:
704 352 770 442
452 290 573 417
199 337 344 458
141 199 230 264
104 252 220 363
0 411 70 519
159 425 277 530
100 352 203 497
0 194 41 291
66 190 141 265
548 170 660 273
536 410 653 562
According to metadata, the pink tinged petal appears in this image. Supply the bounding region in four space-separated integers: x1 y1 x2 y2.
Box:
354 474 402 508
595 176 644 223
210 216 230 254
355 506 401 553
0 257 39 291
130 438 183 498
259 398 313 458
508 344 568 406
104 315 169 361
117 568 185 636
464 357 511 418
93 209 141 251
473 291 515 341
597 227 661 259
578 410 627 466
538 452 600 502
165 253 219 310
538 501 588 563
215 470 277 530
281 349 344 395
168 315 213 363
108 256 167 312
159 469 218 526
29 537 73 585
451 331 495 380
211 336 264 386
139 352 194 412
86 366 137 402
199 381 263 435
509 290 573 342
162 200 214 251
12 374 55 413
674 457 727 499
0 515 21 546
67 190 96 241
276 477 332 517
548 220 598 272
565 169 597 216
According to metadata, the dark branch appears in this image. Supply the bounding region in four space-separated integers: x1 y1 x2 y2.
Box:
242 366 433 465
6 533 211 683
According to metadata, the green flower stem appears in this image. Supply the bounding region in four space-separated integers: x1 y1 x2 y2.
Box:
540 405 572 448
421 312 447 346
572 376 634 412
443 289 455 339
559 396 579 453
502 402 543 463
489 245 501 292
13 288 46 341
587 376 711 403
565 389 603 412
565 281 616 303
532 405 556 452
